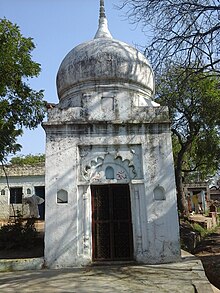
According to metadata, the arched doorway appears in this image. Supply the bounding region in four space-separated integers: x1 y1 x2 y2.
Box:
91 184 133 261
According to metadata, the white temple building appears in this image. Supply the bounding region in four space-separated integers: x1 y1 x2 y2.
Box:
43 0 180 268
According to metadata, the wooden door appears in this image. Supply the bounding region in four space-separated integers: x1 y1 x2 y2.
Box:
91 184 133 261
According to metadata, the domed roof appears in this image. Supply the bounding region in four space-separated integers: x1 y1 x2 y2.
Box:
56 0 154 100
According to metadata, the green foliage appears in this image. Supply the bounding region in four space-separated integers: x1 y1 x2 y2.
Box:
192 223 208 238
180 220 201 252
180 219 218 252
10 154 45 165
0 212 38 250
157 65 220 212
0 18 46 162
157 66 220 181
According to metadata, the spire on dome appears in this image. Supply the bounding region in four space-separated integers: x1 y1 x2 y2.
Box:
94 0 113 39
100 0 106 18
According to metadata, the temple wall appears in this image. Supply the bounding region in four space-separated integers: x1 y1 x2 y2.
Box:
44 119 180 268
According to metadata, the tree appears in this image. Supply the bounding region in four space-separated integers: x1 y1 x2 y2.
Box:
120 0 220 74
156 65 220 213
10 154 45 165
0 19 45 163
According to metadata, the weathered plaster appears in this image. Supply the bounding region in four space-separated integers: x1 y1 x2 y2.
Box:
43 117 180 267
57 39 154 102
43 1 180 268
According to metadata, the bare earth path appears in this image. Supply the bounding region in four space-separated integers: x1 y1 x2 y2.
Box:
1 227 220 291
194 227 220 290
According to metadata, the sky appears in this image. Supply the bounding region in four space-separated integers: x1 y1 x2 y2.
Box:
1 0 148 159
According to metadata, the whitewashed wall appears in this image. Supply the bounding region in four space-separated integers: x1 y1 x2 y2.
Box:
44 108 180 267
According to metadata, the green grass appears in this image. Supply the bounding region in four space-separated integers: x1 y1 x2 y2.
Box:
192 222 218 237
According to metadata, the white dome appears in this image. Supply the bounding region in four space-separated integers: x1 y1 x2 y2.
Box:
57 38 154 100
56 1 154 101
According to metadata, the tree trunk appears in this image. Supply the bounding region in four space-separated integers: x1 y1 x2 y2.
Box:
175 149 188 215
175 168 188 215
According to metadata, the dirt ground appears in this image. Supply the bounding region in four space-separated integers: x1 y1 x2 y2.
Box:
194 227 220 290
0 227 220 290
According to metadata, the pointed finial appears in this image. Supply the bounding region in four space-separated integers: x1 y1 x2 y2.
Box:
94 0 112 39
100 0 106 18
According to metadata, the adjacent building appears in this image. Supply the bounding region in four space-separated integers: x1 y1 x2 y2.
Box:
183 182 210 213
210 185 220 204
0 164 45 221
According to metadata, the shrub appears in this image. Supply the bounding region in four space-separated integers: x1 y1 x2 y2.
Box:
0 214 38 250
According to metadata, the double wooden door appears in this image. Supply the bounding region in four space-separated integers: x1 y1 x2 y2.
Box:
91 184 133 261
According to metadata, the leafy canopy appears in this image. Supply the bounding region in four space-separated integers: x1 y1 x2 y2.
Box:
156 65 220 212
0 19 46 162
10 154 45 165
157 66 220 181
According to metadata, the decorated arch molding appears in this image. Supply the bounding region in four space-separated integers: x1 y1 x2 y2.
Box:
81 153 137 182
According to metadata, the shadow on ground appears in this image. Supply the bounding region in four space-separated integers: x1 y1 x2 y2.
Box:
194 230 220 290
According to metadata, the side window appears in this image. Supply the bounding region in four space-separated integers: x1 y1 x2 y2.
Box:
57 189 68 204
10 187 23 204
154 186 166 201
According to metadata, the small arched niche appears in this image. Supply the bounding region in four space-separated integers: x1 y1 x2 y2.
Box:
154 186 166 201
1 189 5 196
57 189 68 204
105 166 114 179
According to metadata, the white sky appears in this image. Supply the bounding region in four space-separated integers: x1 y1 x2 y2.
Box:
1 0 148 158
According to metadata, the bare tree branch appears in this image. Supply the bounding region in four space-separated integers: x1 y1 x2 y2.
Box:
119 0 220 73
